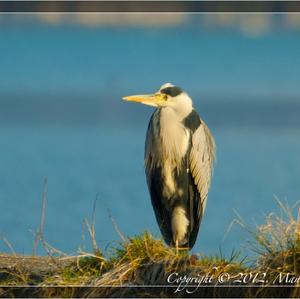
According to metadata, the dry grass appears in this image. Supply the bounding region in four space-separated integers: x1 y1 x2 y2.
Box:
235 199 300 273
254 200 300 298
232 199 300 298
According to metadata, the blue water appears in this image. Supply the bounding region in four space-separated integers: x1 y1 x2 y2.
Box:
0 21 300 256
1 125 300 256
1 24 300 98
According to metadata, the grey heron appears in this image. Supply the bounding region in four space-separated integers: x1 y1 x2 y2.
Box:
123 83 215 250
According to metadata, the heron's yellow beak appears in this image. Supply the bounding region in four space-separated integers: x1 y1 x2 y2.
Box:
122 93 167 107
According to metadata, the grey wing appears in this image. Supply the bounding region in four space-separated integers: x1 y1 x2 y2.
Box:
145 111 158 172
189 120 216 219
145 112 173 246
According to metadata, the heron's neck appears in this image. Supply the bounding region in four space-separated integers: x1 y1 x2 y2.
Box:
162 97 193 121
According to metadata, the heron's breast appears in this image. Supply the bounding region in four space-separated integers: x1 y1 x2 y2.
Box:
158 108 190 164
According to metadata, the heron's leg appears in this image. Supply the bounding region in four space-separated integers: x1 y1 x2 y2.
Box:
177 246 189 251
174 240 189 254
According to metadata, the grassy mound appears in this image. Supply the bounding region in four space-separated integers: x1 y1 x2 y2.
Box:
0 201 299 297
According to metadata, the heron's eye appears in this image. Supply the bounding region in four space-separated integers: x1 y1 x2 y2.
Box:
162 94 168 101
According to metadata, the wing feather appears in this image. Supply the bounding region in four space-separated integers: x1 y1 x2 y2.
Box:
189 120 216 218
145 111 173 246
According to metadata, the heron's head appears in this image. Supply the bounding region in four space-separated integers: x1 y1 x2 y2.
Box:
123 83 192 109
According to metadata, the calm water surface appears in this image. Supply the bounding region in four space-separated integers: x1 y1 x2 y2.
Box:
0 126 299 256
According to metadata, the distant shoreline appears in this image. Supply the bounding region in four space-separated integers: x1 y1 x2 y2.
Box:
0 94 300 128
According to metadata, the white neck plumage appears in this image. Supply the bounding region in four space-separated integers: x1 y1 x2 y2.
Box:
156 93 193 169
161 92 193 121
